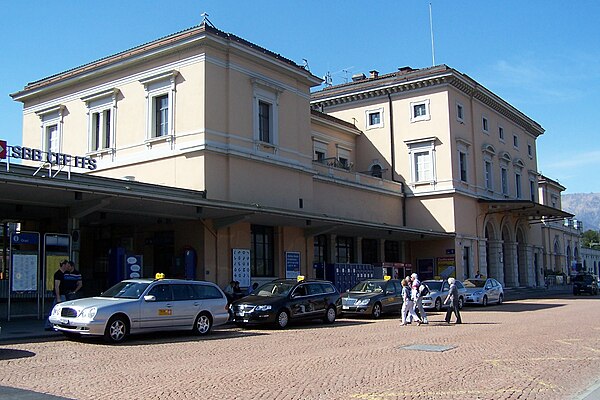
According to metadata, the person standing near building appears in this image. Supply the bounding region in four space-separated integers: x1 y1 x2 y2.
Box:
443 277 462 324
45 259 69 330
63 260 83 301
411 273 428 324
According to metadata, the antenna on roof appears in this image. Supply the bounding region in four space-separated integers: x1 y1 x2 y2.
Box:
201 12 216 28
323 71 333 87
302 59 311 72
342 69 350 83
429 3 436 66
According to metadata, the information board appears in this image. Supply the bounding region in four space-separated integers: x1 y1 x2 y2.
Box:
285 251 301 279
11 253 38 291
232 249 251 287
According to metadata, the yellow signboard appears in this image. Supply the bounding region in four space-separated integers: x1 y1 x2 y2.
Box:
158 309 172 316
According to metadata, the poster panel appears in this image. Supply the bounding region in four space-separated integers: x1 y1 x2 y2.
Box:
232 249 251 287
285 251 301 279
11 253 38 291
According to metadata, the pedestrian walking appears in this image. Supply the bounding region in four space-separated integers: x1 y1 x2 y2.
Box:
400 278 421 326
411 273 428 324
443 277 462 324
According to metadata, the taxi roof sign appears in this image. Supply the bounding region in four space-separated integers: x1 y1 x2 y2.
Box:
155 272 165 280
384 275 391 281
297 275 305 282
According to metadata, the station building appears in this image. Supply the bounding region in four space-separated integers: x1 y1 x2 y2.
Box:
1 22 576 317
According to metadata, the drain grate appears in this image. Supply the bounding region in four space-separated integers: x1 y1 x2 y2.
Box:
398 344 456 352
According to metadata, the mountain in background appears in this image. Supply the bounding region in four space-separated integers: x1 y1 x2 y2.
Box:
561 193 600 231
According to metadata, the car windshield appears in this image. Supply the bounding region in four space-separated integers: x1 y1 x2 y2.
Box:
423 281 442 291
573 275 593 283
254 281 295 297
100 281 151 299
350 281 386 293
463 279 486 288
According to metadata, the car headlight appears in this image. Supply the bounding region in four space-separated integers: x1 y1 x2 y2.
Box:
422 297 431 300
255 305 272 311
51 306 61 316
355 299 371 306
80 307 97 319
472 290 483 296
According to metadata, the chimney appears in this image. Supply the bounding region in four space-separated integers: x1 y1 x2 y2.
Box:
369 70 379 79
351 73 366 82
398 66 415 74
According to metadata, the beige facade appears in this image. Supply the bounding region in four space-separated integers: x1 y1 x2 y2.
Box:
11 24 573 289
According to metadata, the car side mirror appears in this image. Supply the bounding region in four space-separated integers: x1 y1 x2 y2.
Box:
144 295 156 302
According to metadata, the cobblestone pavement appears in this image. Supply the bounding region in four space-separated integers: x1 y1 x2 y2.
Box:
0 296 599 400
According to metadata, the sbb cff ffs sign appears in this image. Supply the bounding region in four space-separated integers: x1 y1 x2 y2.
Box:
9 145 97 170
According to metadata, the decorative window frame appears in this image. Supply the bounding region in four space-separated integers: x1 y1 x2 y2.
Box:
513 158 525 199
35 105 65 154
405 137 438 185
498 125 505 142
456 138 471 184
513 133 519 149
527 143 533 159
365 107 384 130
140 70 178 148
81 89 119 158
529 174 537 202
456 101 465 124
252 78 282 154
410 99 431 123
482 143 496 191
499 151 511 196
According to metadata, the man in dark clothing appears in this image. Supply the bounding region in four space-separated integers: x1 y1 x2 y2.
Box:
63 260 83 300
443 277 462 324
45 259 69 330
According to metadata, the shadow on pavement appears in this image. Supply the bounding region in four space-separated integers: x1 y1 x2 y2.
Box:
0 385 73 400
463 302 565 312
0 348 36 361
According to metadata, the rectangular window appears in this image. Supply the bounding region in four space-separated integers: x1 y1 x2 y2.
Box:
513 134 519 148
498 126 504 141
154 94 169 137
410 100 430 122
459 151 467 182
485 160 493 190
335 236 354 263
46 124 59 153
91 109 111 150
315 150 325 162
415 151 432 182
530 180 536 202
251 225 274 277
384 240 400 262
456 103 464 122
361 239 378 265
515 173 522 198
501 167 509 195
528 144 533 157
258 100 271 143
368 111 381 127
313 235 327 264
482 117 489 133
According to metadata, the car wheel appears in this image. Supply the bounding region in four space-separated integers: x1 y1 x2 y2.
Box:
324 306 337 324
371 303 382 319
104 316 128 344
193 312 213 336
498 294 504 305
482 295 488 307
458 297 464 309
275 309 289 329
435 297 442 311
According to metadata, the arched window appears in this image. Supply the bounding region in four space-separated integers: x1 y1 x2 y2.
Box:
371 164 383 178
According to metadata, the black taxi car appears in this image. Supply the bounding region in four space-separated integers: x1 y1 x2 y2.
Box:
341 279 403 318
230 279 341 329
572 274 599 295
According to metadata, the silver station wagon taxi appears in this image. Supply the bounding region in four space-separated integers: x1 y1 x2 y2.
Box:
49 278 229 343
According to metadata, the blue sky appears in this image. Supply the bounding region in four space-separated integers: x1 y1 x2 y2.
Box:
2 1 599 193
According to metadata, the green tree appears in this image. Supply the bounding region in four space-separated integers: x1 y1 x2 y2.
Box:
582 230 600 248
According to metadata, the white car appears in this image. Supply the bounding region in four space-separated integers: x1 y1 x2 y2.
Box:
463 278 504 306
420 280 467 311
49 278 229 343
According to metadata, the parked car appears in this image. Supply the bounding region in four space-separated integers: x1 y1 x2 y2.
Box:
463 278 504 306
572 274 599 295
49 278 230 343
230 279 341 329
421 279 466 311
341 279 403 319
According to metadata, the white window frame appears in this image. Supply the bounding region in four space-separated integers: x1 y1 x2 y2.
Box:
35 105 65 155
456 102 465 123
365 108 384 129
410 99 430 123
313 139 328 162
482 116 489 134
82 89 118 156
140 70 178 147
456 138 470 184
252 78 282 151
406 137 437 185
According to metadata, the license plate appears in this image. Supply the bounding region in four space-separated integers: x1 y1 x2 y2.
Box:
342 306 349 310
60 318 70 325
236 312 245 316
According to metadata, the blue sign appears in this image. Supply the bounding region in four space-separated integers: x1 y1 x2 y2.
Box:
285 251 301 279
11 232 39 245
